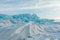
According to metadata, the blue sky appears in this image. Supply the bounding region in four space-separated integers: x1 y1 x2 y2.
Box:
0 0 60 19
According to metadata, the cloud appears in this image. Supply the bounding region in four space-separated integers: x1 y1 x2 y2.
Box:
0 0 39 11
0 0 60 10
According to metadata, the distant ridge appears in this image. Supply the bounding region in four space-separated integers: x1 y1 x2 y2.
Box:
0 14 54 23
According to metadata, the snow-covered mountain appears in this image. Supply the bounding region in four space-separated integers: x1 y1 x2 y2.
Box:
0 14 60 40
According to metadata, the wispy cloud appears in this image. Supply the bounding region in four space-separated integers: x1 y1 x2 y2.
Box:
0 0 60 11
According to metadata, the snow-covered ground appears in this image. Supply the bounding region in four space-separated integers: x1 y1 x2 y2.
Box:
0 14 60 40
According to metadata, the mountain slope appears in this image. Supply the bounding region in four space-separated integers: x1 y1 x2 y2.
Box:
0 14 60 40
8 21 44 40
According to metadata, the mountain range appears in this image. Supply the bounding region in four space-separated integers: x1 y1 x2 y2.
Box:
0 14 60 40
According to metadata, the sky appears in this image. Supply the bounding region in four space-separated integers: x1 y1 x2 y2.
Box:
0 0 60 19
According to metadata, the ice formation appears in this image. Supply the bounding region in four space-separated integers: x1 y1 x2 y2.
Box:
0 14 60 40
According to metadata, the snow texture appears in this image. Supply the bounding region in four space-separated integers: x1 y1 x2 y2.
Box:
0 14 60 40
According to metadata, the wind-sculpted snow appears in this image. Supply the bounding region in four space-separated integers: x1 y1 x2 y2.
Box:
0 14 60 40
